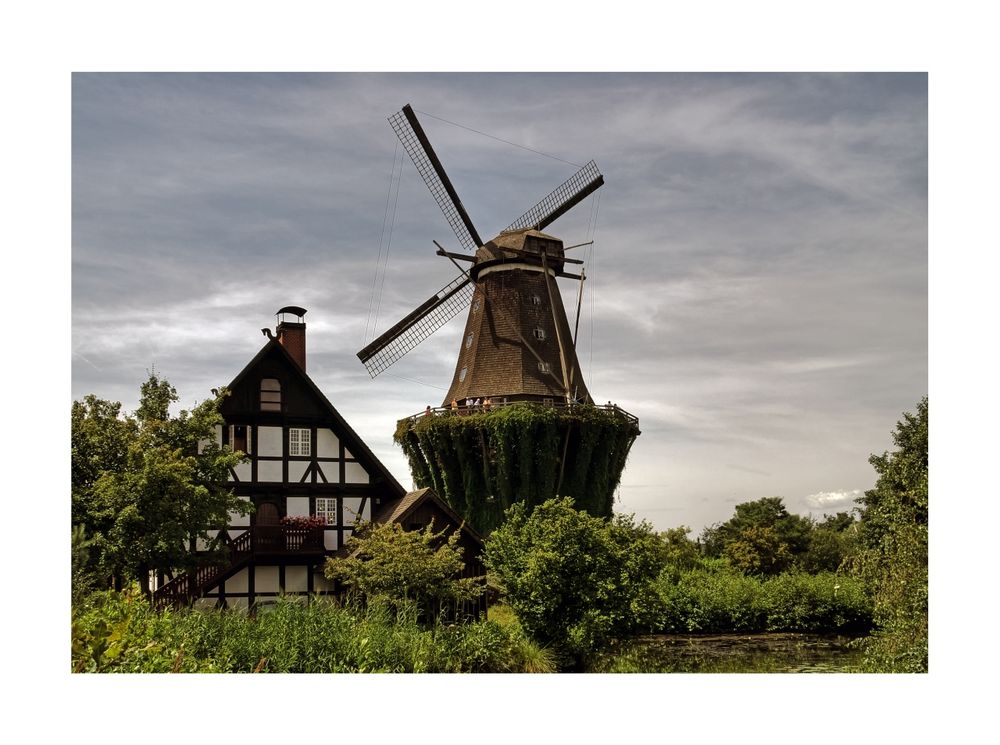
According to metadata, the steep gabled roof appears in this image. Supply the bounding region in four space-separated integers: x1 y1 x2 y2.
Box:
223 337 406 497
338 487 485 559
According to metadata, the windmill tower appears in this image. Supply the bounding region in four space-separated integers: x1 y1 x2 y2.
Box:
358 104 639 533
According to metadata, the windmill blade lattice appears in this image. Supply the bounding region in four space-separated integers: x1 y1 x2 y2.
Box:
389 106 482 251
505 160 604 233
357 273 474 378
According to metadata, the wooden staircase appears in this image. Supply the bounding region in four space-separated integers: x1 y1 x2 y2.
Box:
153 530 254 610
152 526 327 610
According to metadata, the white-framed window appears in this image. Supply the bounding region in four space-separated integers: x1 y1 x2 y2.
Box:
538 361 552 373
531 295 542 306
315 498 338 526
533 328 546 340
466 333 474 349
289 428 311 456
459 366 467 382
473 298 481 312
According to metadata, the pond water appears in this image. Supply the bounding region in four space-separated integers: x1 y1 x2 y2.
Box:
587 632 868 673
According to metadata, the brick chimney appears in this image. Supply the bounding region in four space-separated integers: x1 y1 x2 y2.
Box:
275 306 307 370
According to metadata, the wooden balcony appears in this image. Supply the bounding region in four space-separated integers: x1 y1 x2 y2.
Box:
247 525 326 556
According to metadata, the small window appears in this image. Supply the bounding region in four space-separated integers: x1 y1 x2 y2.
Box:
289 428 311 456
533 328 546 340
531 295 542 306
260 378 281 411
543 397 554 406
473 298 481 312
466 333 474 349
459 366 467 382
230 424 251 454
315 498 337 526
538 361 551 373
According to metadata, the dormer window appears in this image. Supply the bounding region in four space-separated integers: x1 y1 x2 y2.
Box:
260 378 281 411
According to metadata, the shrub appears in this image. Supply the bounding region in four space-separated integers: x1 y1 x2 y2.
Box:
485 498 667 662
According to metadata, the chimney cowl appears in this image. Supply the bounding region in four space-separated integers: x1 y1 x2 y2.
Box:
275 306 307 370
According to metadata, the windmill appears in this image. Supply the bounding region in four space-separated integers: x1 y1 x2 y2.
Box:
357 104 604 406
359 104 639 534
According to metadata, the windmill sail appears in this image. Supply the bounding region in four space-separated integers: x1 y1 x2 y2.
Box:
389 105 482 251
504 160 604 232
358 274 473 378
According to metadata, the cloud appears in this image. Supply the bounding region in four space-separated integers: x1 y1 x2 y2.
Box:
803 489 863 511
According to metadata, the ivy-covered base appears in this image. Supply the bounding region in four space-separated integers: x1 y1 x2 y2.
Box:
394 404 640 535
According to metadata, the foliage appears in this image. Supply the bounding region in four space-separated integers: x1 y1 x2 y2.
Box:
71 590 553 673
485 498 666 661
699 497 859 575
654 567 872 634
658 526 701 579
798 519 860 574
394 404 640 534
71 373 248 591
723 525 794 576
71 525 100 606
323 519 483 622
700 496 812 561
854 397 928 672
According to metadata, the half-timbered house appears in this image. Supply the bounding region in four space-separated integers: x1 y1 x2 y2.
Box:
153 307 483 611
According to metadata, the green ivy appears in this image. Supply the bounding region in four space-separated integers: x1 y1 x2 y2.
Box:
394 404 640 534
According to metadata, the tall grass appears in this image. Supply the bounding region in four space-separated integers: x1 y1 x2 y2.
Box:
71 591 555 673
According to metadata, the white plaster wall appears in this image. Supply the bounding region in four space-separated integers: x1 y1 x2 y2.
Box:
342 497 363 525
344 462 370 484
257 426 283 456
286 497 310 518
317 461 339 484
232 461 251 482
287 460 309 483
324 531 339 551
344 447 354 459
255 565 280 593
316 428 339 457
228 597 248 610
257 460 283 482
193 597 217 610
285 566 308 593
226 568 248 594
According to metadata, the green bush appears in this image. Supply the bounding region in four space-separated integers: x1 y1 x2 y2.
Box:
653 568 872 634
485 498 667 662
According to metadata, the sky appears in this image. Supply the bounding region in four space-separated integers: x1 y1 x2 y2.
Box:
71 72 927 535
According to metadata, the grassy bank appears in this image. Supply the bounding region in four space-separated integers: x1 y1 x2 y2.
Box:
72 590 555 673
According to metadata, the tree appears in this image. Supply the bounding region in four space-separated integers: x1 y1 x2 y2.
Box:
323 519 483 621
71 373 247 592
700 496 812 564
723 525 793 576
485 498 667 663
854 397 928 672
